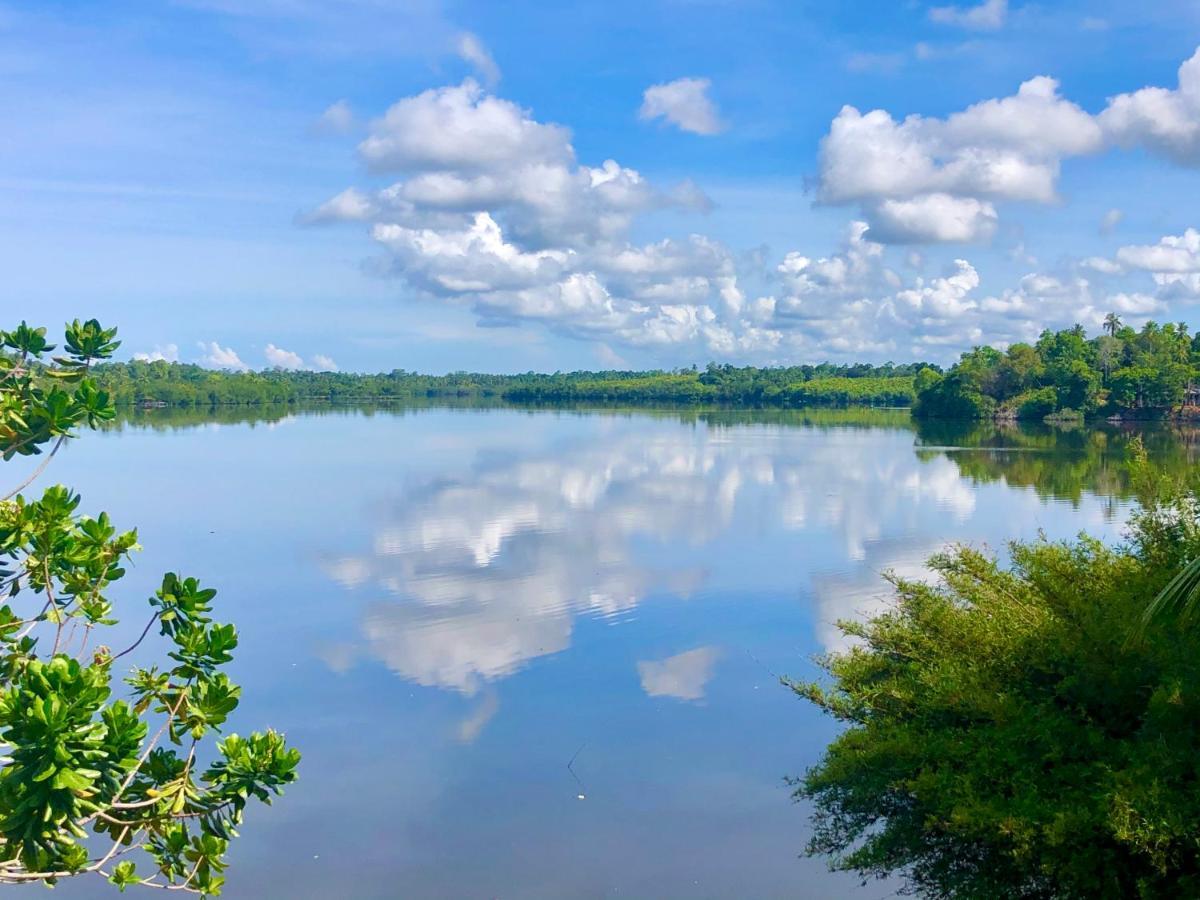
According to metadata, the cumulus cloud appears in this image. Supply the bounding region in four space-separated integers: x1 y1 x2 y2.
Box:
1113 228 1200 300
928 0 1008 31
455 32 500 86
308 79 760 352
265 343 304 369
198 341 248 371
1116 228 1200 273
639 77 725 136
312 99 354 135
1100 48 1200 164
133 343 179 363
894 259 981 319
309 64 1200 364
818 75 1102 242
767 220 1174 358
637 647 721 702
869 194 998 243
262 343 340 371
358 79 572 175
1082 256 1123 275
815 47 1200 244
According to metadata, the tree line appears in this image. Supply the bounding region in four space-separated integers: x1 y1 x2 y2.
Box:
91 360 930 408
88 318 1200 420
913 317 1200 421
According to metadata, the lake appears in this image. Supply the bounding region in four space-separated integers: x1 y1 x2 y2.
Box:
38 405 1190 898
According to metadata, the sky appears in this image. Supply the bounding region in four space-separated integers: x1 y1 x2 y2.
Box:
6 0 1200 374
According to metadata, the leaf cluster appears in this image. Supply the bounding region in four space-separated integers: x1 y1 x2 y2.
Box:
794 474 1200 897
0 322 298 895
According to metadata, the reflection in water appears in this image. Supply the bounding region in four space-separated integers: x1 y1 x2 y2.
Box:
915 418 1200 504
638 647 722 701
57 404 1200 898
315 412 1130 717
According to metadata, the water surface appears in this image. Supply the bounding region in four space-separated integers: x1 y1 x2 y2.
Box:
41 405 1191 898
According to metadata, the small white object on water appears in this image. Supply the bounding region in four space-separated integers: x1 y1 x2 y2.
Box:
577 793 586 800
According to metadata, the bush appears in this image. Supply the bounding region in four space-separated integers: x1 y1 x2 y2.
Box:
1014 386 1058 420
793 460 1200 897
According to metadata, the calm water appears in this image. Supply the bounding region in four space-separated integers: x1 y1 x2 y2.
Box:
36 405 1191 898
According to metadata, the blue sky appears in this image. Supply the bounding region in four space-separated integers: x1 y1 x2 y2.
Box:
6 0 1200 373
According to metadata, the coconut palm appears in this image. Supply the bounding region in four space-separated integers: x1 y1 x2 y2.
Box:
1104 312 1123 337
1145 557 1200 626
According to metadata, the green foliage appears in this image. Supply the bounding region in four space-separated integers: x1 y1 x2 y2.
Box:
1012 386 1058 420
90 358 934 410
793 464 1200 897
913 370 995 419
1 320 119 460
0 321 298 894
914 319 1200 420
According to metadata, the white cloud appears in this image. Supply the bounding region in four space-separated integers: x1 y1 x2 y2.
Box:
928 0 1007 31
313 99 354 135
894 259 981 319
637 647 721 701
301 187 375 224
310 66 1200 364
1082 256 1123 275
1099 207 1123 235
261 344 340 372
1116 228 1200 273
133 343 179 363
1107 291 1165 315
372 212 572 295
359 79 571 174
639 77 725 136
818 74 1102 241
309 79 750 352
1113 228 1200 300
1100 48 1200 165
869 194 998 243
198 341 248 371
265 342 304 369
455 32 500 86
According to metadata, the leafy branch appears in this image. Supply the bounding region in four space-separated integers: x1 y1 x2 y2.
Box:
0 321 298 896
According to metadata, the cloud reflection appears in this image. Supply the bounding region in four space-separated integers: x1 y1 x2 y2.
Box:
638 647 722 702
320 419 988 696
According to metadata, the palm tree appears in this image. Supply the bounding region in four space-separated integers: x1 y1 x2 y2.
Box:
1104 312 1122 337
1145 558 1200 626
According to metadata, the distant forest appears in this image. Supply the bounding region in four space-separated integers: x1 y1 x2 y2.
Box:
92 360 926 408
91 318 1200 419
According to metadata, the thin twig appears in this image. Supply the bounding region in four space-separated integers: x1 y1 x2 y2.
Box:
2 434 67 501
111 613 159 661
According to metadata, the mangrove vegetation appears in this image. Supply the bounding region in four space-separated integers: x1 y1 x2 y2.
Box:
793 443 1200 897
913 319 1200 422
